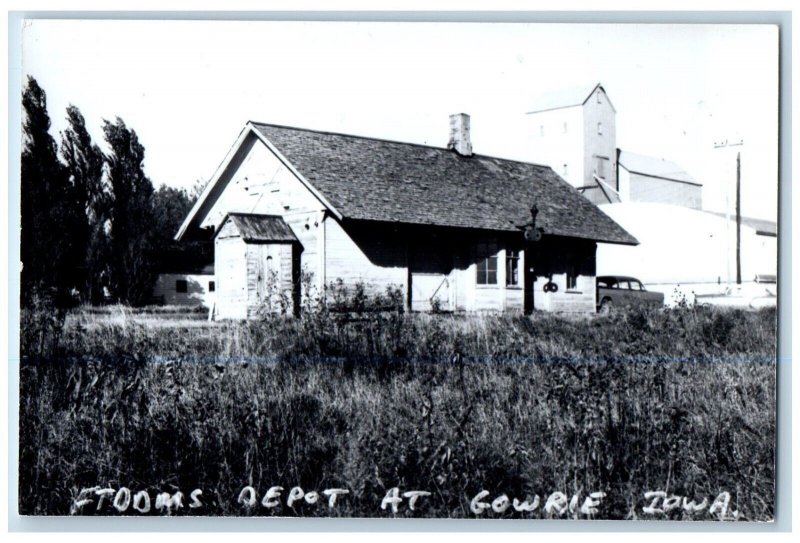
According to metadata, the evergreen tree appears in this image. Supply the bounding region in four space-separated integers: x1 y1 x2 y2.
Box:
60 105 109 304
21 76 75 306
103 117 156 305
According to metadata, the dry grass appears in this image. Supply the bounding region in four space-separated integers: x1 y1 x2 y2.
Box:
18 302 776 519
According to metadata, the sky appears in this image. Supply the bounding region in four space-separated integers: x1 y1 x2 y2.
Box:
20 20 779 221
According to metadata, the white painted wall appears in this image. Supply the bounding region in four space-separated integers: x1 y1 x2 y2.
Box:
201 136 324 230
626 169 703 209
152 273 216 307
597 202 777 303
582 86 617 191
202 136 327 295
526 106 585 188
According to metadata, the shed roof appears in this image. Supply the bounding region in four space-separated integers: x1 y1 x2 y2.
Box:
219 213 298 243
249 123 637 245
703 210 778 237
618 150 700 186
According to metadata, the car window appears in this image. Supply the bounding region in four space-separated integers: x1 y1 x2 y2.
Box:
636 281 646 291
598 279 611 288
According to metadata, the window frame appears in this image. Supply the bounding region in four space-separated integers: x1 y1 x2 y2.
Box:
566 269 578 290
476 254 499 286
505 249 521 287
566 257 581 291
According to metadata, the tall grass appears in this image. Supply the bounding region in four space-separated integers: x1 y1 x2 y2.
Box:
19 303 776 519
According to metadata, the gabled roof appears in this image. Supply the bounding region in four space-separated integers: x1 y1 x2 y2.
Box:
618 150 700 186
218 213 298 243
180 122 638 246
526 83 615 114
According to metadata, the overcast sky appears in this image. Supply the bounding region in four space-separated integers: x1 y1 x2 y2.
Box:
21 20 778 220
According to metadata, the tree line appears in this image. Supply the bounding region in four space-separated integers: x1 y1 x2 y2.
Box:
21 76 210 308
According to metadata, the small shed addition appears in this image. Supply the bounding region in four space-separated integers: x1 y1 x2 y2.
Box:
214 213 299 319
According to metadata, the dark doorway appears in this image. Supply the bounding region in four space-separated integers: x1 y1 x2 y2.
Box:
524 248 535 314
409 240 454 312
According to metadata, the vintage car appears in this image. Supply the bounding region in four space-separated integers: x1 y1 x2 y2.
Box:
596 275 665 313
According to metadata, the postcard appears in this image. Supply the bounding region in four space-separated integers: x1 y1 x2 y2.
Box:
16 19 778 521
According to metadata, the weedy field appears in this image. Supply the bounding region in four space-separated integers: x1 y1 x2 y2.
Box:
18 299 776 520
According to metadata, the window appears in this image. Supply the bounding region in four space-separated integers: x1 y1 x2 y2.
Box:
506 250 520 286
563 163 568 176
175 279 188 293
476 254 498 285
597 122 603 135
539 125 545 137
566 268 578 290
597 91 602 104
208 281 216 292
594 156 608 180
563 122 568 134
566 258 580 290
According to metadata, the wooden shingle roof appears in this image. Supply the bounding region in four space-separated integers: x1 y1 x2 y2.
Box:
251 123 637 245
221 213 298 243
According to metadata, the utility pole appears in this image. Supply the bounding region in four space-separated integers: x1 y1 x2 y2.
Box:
713 139 744 290
736 151 741 285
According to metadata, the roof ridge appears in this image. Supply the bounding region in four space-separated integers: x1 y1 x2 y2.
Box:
525 82 604 114
228 211 286 219
249 121 554 170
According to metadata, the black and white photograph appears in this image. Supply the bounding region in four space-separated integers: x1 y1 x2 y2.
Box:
13 16 780 522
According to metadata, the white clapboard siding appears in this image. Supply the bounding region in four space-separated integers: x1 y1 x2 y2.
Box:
215 233 248 319
201 135 325 232
324 217 408 298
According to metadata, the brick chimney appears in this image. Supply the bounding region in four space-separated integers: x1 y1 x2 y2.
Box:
448 113 473 157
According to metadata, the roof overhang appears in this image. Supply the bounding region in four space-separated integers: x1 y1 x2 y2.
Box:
216 212 299 243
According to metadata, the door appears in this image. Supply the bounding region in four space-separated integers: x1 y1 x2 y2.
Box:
251 243 296 315
410 241 454 312
524 251 535 314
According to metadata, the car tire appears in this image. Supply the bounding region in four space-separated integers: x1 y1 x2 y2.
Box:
599 298 613 315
